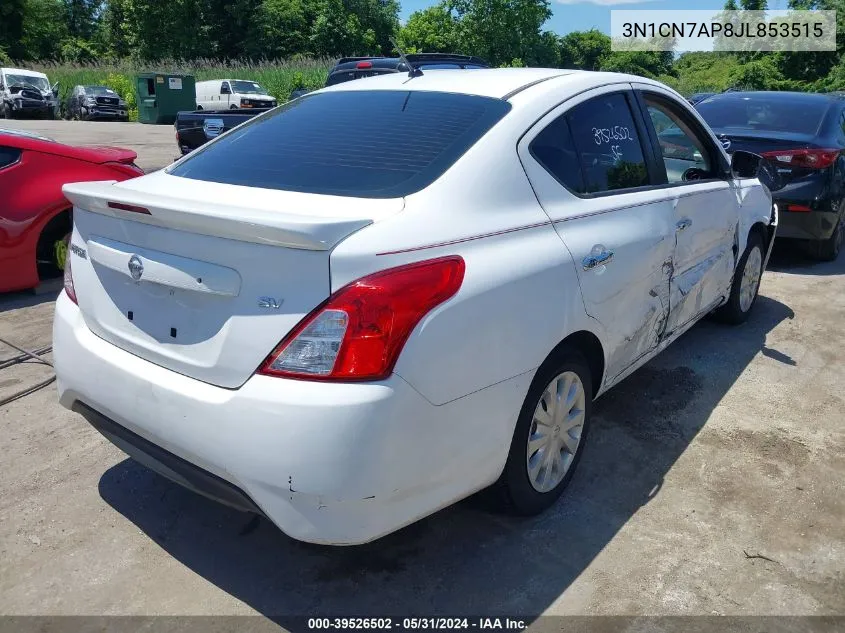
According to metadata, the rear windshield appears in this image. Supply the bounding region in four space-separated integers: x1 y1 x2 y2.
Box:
696 95 829 135
169 90 511 198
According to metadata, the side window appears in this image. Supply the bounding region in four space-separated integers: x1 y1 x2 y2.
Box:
567 93 650 194
644 96 714 183
0 146 22 170
221 81 230 94
530 92 650 195
530 114 584 192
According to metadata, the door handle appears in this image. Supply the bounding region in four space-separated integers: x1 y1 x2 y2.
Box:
676 218 693 232
582 248 614 270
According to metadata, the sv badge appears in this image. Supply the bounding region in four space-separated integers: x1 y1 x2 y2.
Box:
257 296 282 309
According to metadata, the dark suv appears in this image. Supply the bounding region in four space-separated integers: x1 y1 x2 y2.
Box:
290 54 489 98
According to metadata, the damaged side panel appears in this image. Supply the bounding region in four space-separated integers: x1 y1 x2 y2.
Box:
552 201 677 385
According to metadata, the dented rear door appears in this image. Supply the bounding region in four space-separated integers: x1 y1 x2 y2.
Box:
517 84 677 384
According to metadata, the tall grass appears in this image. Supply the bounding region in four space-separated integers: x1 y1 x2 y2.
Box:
28 58 333 119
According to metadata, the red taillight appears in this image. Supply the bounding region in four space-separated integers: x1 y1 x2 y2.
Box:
760 148 839 169
63 241 77 305
108 201 150 214
259 256 465 381
356 61 373 69
786 203 812 212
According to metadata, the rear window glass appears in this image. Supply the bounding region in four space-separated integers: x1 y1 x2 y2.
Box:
169 90 511 198
696 96 829 135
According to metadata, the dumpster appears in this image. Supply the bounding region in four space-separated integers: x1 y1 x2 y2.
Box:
135 73 196 124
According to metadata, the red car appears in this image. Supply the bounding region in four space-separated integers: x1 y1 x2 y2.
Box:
0 128 143 293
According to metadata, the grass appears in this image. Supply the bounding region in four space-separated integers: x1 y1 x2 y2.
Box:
28 58 334 119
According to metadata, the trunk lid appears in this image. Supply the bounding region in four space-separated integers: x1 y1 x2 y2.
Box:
63 171 402 388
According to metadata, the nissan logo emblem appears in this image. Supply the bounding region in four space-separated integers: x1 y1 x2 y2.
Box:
128 254 144 281
721 138 732 151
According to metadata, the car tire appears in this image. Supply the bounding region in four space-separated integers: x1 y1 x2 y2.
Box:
715 230 765 325
810 217 843 262
492 347 592 516
197 105 203 111
0 102 7 119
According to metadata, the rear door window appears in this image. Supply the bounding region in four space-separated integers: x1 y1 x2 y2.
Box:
169 90 512 198
529 92 651 195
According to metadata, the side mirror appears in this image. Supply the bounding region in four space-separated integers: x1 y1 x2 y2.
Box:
51 82 59 96
731 150 784 192
730 150 760 179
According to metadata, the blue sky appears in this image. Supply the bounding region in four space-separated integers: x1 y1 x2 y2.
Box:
398 0 792 36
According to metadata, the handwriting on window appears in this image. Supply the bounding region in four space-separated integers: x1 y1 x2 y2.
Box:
591 127 635 146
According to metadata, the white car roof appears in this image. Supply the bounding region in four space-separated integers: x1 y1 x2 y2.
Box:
1 68 48 79
320 68 576 99
318 67 674 101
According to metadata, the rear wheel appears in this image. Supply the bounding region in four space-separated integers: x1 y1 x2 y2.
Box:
196 105 203 111
810 217 843 262
715 231 764 325
492 348 592 516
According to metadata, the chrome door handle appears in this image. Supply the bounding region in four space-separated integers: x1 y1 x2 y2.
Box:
676 218 693 232
582 249 614 270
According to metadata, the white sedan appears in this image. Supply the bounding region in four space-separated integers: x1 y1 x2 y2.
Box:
53 68 777 545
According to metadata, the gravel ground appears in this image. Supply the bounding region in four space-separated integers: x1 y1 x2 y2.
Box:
0 119 843 625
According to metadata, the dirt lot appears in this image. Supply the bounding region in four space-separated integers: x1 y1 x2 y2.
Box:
0 120 843 622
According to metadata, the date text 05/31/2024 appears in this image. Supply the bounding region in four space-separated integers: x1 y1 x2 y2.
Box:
307 618 528 631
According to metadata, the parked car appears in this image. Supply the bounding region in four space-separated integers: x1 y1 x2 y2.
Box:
696 91 845 260
688 92 716 105
195 79 278 111
174 109 269 155
64 85 129 121
0 128 143 293
174 54 489 154
0 68 60 119
55 69 777 545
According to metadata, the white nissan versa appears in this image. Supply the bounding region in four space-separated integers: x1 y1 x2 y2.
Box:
54 68 778 545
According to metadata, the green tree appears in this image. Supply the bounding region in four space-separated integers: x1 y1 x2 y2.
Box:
559 29 610 70
448 0 553 66
397 3 460 53
0 0 28 60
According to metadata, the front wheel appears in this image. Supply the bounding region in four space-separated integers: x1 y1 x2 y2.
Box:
715 231 764 325
492 348 592 516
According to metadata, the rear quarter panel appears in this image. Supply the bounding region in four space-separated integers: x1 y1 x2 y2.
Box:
329 121 600 407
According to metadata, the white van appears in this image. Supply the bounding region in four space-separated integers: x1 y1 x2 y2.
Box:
0 68 59 119
195 79 277 111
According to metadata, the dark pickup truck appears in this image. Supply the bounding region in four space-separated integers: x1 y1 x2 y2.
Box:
174 108 272 155
174 53 490 155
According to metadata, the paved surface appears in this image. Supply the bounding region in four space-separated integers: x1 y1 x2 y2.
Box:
1 119 180 172
0 120 843 621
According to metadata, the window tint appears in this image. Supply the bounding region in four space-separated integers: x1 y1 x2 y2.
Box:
0 146 21 169
645 98 713 183
169 90 511 197
567 93 650 194
696 95 829 135
530 115 584 192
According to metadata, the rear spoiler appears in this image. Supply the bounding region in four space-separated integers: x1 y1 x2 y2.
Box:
62 180 377 251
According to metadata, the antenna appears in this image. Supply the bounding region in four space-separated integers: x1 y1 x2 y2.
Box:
390 38 423 79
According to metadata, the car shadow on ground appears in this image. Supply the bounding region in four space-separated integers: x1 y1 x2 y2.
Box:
766 240 845 276
0 287 60 313
98 294 794 623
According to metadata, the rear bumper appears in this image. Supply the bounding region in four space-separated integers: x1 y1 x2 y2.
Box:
775 207 840 241
53 292 526 544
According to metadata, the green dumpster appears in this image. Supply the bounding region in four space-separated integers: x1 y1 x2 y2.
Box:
135 73 196 124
